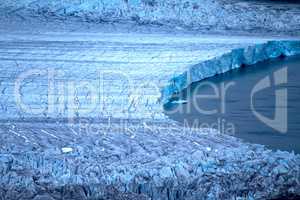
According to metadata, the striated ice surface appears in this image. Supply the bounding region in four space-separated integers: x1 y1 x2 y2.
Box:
0 29 258 121
1 27 299 121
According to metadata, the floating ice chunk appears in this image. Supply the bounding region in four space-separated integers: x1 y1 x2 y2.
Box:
61 147 73 153
206 147 212 151
170 100 188 104
193 141 200 146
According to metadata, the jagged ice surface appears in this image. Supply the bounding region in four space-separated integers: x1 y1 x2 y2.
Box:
1 0 300 34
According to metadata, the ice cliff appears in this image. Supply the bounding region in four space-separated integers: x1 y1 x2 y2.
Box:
161 40 300 105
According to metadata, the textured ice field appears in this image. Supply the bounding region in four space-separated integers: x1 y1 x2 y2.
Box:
1 120 300 200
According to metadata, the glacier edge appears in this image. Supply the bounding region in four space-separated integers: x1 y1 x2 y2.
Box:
161 40 300 105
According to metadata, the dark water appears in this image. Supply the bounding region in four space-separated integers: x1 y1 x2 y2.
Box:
164 55 300 154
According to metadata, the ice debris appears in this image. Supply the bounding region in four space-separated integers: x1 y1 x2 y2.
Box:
61 147 73 153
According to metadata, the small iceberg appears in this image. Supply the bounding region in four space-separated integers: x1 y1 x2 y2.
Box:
61 147 73 153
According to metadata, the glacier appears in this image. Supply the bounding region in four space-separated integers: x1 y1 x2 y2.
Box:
1 5 300 200
0 26 300 199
